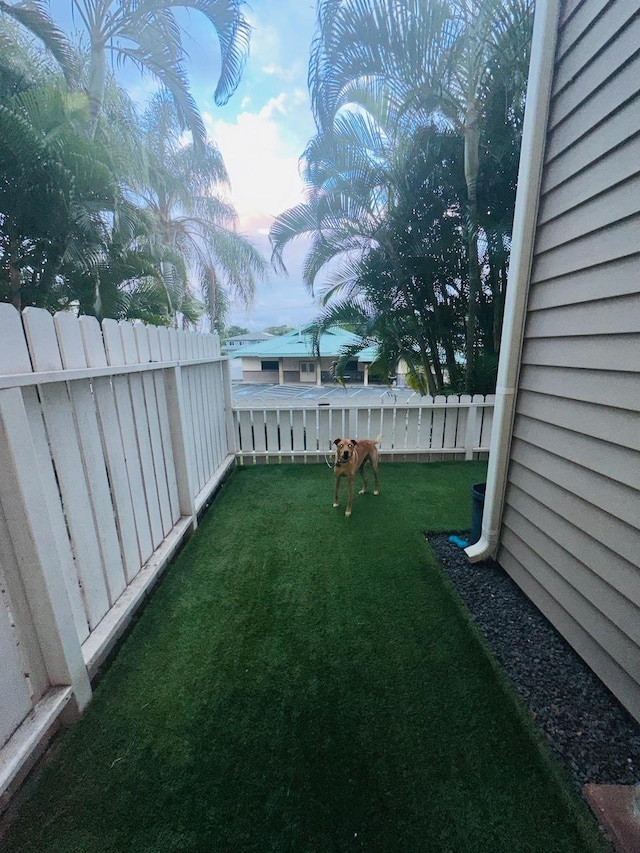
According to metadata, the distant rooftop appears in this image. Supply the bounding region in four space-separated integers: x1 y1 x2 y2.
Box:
229 327 378 362
223 332 274 350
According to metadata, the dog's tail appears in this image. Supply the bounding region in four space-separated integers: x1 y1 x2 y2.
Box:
374 433 382 444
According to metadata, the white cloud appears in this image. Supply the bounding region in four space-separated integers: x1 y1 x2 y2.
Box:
203 95 307 234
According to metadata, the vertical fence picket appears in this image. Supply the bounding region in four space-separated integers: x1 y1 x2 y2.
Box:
276 408 290 458
253 408 268 460
54 313 126 606
102 319 154 565
292 409 306 454
209 360 225 471
147 326 180 525
238 409 254 460
215 360 230 465
368 407 383 443
266 409 279 455
480 394 495 448
405 407 420 450
133 325 173 537
333 408 348 445
198 360 219 479
118 322 163 548
443 396 459 449
177 330 188 360
197 362 215 479
79 316 141 584
22 308 109 630
466 395 485 459
186 363 205 490
383 406 395 452
190 357 210 481
457 395 472 455
431 397 446 451
318 406 331 452
158 326 173 361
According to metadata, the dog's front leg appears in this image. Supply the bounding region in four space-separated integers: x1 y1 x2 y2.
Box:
358 462 368 495
333 474 341 507
345 475 354 517
372 460 380 496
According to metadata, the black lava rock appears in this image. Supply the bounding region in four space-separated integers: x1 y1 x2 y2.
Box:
427 533 640 793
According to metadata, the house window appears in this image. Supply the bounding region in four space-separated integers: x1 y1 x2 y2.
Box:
300 361 316 374
261 360 279 371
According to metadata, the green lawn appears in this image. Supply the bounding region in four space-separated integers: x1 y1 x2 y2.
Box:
2 462 606 852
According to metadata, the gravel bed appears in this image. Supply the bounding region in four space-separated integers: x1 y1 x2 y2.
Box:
427 533 640 793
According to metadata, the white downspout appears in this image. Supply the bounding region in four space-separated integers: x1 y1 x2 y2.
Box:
465 0 561 562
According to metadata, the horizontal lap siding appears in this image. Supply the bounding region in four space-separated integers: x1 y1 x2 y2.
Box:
500 0 640 721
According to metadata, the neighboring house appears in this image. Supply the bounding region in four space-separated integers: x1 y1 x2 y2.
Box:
468 0 640 723
230 327 381 385
222 332 273 352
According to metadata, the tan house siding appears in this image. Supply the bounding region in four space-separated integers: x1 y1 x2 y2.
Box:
497 0 640 721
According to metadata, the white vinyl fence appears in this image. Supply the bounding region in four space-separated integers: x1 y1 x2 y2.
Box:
0 305 234 801
0 304 495 805
233 395 495 464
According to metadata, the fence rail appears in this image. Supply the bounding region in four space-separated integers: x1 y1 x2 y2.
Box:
0 305 232 803
233 395 494 464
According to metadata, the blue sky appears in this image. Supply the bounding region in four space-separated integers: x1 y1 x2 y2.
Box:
198 1 321 331
52 0 322 330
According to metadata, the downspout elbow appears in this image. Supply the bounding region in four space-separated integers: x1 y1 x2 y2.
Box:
465 534 494 563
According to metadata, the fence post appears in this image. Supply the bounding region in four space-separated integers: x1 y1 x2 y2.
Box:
222 358 237 456
0 388 92 716
164 365 198 529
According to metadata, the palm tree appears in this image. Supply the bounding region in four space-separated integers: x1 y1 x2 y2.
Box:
0 0 76 83
0 24 182 320
135 92 267 330
0 0 250 145
0 75 119 310
271 105 465 394
307 0 534 390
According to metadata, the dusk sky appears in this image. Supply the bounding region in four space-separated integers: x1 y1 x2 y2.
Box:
54 1 323 331
204 1 321 331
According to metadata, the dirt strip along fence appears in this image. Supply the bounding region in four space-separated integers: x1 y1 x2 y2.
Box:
0 305 233 805
233 395 495 465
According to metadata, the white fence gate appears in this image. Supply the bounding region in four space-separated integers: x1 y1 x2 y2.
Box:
233 395 494 464
0 305 234 802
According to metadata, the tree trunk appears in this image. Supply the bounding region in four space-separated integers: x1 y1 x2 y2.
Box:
493 257 507 354
87 43 106 137
8 241 21 310
207 267 218 333
426 324 445 393
9 264 21 310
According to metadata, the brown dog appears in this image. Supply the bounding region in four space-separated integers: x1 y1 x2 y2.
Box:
332 435 381 516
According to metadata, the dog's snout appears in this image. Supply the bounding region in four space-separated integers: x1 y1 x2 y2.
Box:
342 451 349 460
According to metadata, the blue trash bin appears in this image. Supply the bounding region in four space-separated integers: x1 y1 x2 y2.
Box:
470 482 486 545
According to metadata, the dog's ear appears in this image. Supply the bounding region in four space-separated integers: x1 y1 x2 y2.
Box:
333 438 341 446
351 439 358 445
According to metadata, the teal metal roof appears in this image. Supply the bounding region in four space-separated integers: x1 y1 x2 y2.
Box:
230 327 378 363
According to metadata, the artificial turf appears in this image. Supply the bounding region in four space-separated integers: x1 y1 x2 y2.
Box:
2 461 607 852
